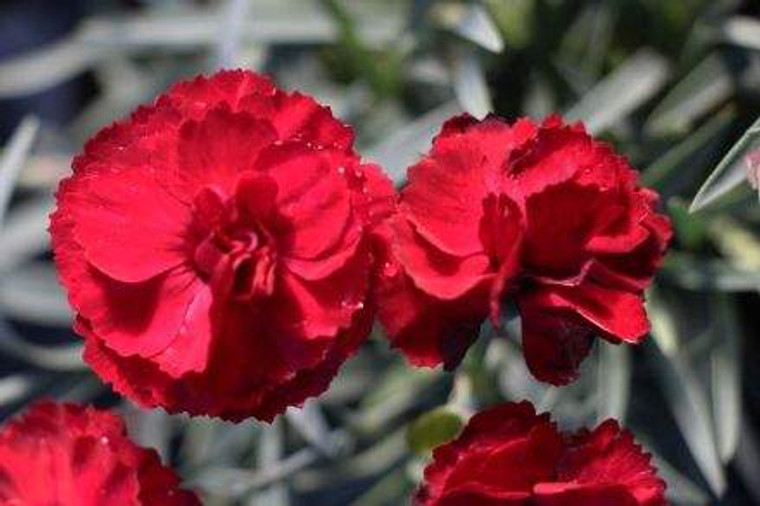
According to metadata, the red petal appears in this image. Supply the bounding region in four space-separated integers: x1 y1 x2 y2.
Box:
235 172 279 220
523 182 616 280
445 423 563 494
80 266 207 372
268 91 354 151
508 119 605 196
0 402 199 506
67 169 190 283
376 252 488 369
551 420 667 506
176 105 277 198
401 116 530 257
150 286 214 378
402 141 492 257
415 402 562 506
278 245 370 339
259 144 352 259
551 283 649 343
517 292 596 386
349 162 397 228
533 484 639 506
161 69 275 118
394 217 493 300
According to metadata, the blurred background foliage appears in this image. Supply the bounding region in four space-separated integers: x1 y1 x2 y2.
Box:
0 0 759 504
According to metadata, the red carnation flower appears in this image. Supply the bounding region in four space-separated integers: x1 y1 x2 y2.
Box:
0 401 199 505
50 70 394 421
378 114 671 384
416 401 666 506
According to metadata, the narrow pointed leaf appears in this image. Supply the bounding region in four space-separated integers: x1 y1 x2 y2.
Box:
689 116 760 212
565 50 669 134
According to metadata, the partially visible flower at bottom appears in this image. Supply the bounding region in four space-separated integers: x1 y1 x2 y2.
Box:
0 401 199 506
416 401 666 506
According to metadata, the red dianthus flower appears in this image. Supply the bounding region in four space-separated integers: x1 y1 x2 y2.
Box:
378 114 671 384
0 401 199 505
416 401 667 506
50 70 394 421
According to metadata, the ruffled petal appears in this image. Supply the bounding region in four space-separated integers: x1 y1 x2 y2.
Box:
269 91 354 151
394 217 493 300
176 105 278 197
259 144 353 259
65 169 190 283
375 226 489 369
415 402 562 506
517 291 596 386
0 402 199 506
551 420 667 506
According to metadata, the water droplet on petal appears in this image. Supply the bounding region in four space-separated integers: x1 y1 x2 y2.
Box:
340 299 364 311
382 261 399 278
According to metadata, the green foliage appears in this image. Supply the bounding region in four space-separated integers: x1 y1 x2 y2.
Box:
405 408 464 456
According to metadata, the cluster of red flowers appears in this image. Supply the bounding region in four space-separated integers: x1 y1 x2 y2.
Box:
0 70 672 504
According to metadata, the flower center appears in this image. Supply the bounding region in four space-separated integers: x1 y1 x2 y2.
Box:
191 182 279 301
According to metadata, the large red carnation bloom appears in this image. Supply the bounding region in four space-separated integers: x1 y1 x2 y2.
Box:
0 401 199 505
416 401 666 506
50 70 394 421
378 114 671 384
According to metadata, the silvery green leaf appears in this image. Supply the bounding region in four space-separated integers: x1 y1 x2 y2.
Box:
722 16 760 51
491 338 552 407
123 405 172 461
0 320 83 371
564 50 669 134
352 365 444 435
0 39 100 98
0 375 36 407
648 298 726 496
650 346 726 496
651 454 711 505
348 467 411 506
214 0 252 69
181 418 257 466
706 216 760 272
662 253 760 292
286 400 345 458
0 2 402 98
0 263 71 326
710 295 741 463
645 54 734 136
253 421 290 506
54 376 105 403
194 449 316 497
0 117 40 224
689 116 760 212
438 3 504 53
0 198 53 276
523 74 555 117
367 101 461 183
596 343 631 423
450 47 492 119
643 108 735 189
